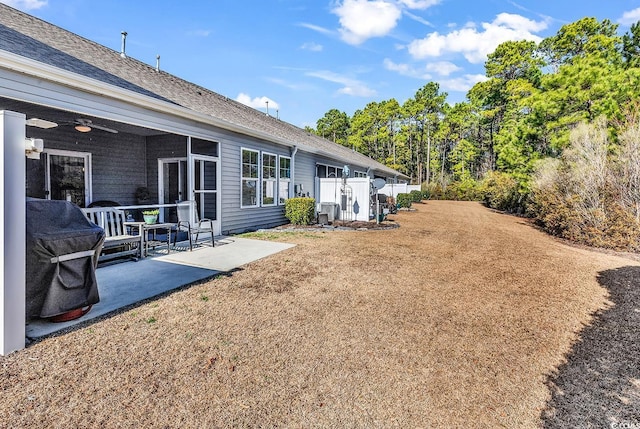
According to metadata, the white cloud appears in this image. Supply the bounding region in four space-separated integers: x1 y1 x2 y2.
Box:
300 42 323 52
398 0 440 9
404 10 435 27
297 22 335 36
439 74 488 92
425 61 461 76
306 70 376 97
618 7 640 26
383 58 431 79
408 13 547 63
236 93 280 110
492 12 547 32
0 0 47 10
332 0 402 45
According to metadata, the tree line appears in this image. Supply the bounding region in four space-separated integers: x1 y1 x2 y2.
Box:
306 17 640 251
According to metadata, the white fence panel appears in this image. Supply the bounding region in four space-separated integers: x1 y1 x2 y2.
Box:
318 178 371 221
378 183 420 198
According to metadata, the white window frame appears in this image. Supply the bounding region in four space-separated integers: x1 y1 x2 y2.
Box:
354 170 368 178
278 155 291 205
261 152 277 207
44 148 92 207
316 162 343 179
241 147 259 208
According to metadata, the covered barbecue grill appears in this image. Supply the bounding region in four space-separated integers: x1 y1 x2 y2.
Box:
26 198 104 321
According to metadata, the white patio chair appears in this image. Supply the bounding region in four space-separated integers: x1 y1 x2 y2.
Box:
173 201 215 251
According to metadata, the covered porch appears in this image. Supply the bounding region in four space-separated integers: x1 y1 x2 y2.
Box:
2 94 223 235
25 236 295 339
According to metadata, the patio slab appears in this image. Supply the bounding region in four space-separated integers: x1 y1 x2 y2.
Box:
26 237 295 339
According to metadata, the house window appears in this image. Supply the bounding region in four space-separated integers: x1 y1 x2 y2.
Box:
279 156 291 204
241 148 259 207
262 152 277 206
354 170 367 178
316 163 343 179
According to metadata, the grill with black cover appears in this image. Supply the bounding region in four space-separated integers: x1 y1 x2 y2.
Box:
26 198 104 321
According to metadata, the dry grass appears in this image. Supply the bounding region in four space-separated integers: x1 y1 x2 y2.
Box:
2 201 638 428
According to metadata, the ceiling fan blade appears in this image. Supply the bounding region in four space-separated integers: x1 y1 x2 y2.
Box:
26 118 58 129
90 123 118 134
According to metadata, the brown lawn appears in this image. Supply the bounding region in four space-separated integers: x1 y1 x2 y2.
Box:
1 201 638 428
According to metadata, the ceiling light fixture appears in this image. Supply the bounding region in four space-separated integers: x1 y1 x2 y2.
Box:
74 124 91 133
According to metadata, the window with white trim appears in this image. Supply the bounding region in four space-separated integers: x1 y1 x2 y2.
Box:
241 148 259 207
279 156 291 204
316 163 343 178
262 152 277 206
354 170 368 178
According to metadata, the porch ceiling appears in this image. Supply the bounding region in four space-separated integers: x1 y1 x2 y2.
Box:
0 96 168 137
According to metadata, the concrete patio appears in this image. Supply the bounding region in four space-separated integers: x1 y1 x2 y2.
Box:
26 236 295 339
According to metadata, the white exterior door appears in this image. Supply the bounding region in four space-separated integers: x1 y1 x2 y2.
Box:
189 154 221 235
158 158 187 204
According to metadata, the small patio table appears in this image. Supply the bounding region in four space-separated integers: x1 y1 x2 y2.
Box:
127 222 176 258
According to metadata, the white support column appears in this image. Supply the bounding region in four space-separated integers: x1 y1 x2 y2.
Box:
0 110 26 355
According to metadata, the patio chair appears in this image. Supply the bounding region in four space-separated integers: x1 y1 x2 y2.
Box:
173 201 215 251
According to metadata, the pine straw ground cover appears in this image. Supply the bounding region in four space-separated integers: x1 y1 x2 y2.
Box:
1 201 639 428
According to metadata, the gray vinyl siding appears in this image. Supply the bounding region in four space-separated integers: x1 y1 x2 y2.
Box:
219 130 293 235
145 134 188 202
26 126 146 205
292 151 317 198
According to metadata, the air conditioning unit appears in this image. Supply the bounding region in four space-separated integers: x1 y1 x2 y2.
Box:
320 202 338 222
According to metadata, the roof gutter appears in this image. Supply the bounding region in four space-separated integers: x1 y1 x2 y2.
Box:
0 50 408 177
0 50 314 149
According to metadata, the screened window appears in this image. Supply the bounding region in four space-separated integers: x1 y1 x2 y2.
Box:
241 149 259 207
279 156 291 204
316 163 343 179
262 153 277 206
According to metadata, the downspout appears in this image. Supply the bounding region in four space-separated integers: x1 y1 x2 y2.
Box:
290 145 298 199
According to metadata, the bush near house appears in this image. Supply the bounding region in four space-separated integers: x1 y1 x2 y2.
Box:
396 193 412 209
284 197 316 225
409 190 423 203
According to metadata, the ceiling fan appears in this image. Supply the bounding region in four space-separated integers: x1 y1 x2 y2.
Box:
68 118 118 134
26 117 58 129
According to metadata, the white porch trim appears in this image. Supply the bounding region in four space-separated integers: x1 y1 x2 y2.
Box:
1 110 26 355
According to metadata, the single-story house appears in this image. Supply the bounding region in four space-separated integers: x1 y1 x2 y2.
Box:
0 4 407 354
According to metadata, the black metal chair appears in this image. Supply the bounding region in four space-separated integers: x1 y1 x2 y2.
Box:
173 201 214 251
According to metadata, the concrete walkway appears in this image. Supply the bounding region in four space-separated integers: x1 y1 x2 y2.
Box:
26 237 295 339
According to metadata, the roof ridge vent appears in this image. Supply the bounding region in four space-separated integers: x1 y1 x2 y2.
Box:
120 31 127 58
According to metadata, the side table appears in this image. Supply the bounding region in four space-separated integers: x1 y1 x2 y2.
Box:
141 222 175 258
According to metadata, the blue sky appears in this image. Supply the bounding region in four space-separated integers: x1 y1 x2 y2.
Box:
4 0 640 128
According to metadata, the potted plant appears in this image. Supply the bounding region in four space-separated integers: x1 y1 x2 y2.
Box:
135 186 151 204
142 209 159 224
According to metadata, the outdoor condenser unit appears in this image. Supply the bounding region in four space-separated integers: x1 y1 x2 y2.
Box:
320 202 338 222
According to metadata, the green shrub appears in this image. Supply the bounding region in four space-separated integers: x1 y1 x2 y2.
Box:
284 197 315 225
479 171 521 212
424 182 445 200
396 193 412 209
409 190 423 203
421 190 431 200
443 179 481 201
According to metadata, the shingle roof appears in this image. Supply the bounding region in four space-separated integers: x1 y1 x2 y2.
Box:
0 3 406 179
